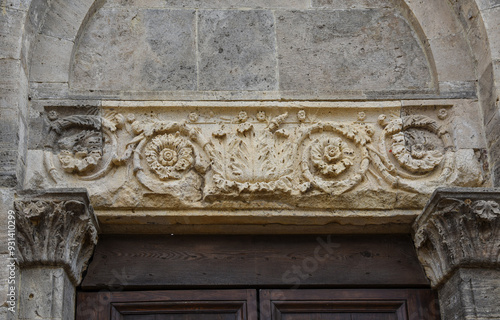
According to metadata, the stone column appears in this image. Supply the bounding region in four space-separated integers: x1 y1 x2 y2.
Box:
413 188 500 320
14 189 99 320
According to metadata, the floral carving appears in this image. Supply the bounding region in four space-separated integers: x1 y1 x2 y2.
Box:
472 200 500 220
311 137 354 177
391 132 443 173
300 122 370 195
14 193 99 285
368 114 456 193
38 104 485 208
145 132 194 180
413 191 500 287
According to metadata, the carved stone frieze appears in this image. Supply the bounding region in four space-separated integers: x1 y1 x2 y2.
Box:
413 188 500 287
34 103 486 209
14 190 99 285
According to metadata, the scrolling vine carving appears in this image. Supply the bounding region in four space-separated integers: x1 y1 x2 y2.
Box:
40 105 483 205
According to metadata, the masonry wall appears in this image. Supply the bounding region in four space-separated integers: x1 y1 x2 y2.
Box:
1 0 500 317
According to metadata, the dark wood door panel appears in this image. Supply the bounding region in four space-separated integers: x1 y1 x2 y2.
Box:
76 289 257 320
82 235 429 289
259 289 439 320
279 314 397 320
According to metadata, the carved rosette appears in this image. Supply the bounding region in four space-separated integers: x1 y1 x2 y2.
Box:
144 132 194 180
371 114 454 192
132 120 210 194
38 105 487 207
300 122 371 195
14 192 99 285
413 189 500 288
310 137 355 177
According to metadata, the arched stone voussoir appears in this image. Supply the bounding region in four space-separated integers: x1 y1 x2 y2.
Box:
27 0 100 83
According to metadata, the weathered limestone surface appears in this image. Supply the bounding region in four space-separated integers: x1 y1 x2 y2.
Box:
275 9 431 93
198 10 277 91
20 100 488 232
72 8 197 91
413 188 500 319
438 268 500 320
71 3 432 95
18 267 75 320
12 190 98 319
14 190 99 284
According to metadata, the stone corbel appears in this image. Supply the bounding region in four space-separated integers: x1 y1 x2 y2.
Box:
14 189 99 286
413 187 500 288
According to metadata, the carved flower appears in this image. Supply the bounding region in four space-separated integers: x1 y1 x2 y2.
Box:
238 111 248 123
188 112 199 123
144 132 194 180
357 112 366 121
391 132 443 174
256 111 267 122
237 122 253 134
472 200 500 221
438 109 448 120
297 110 306 122
378 114 388 127
48 110 58 121
311 137 355 177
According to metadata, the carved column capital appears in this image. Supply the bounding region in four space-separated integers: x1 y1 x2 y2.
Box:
413 188 500 288
14 189 99 285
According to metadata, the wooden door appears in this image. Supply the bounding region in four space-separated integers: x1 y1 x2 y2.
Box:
76 289 258 320
76 289 439 320
259 289 440 320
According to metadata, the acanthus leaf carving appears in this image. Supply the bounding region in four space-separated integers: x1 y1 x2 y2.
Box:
14 193 98 285
413 190 500 287
39 105 486 208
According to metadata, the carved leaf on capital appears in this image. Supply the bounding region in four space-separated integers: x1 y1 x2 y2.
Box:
413 198 500 287
14 200 98 285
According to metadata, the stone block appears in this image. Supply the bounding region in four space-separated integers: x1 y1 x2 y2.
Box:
4 0 31 10
429 34 475 82
479 63 497 125
30 34 73 83
198 10 278 91
482 6 500 61
485 109 500 146
0 190 15 254
0 109 20 150
71 8 197 91
0 150 18 174
438 268 500 319
275 9 431 94
452 110 487 150
0 173 17 188
493 161 500 187
404 0 460 39
438 81 477 98
40 0 95 41
0 7 26 59
19 267 75 320
104 0 310 9
465 12 492 76
0 59 29 122
311 0 388 9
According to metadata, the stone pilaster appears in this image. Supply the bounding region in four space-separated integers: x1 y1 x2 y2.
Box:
413 188 500 320
14 189 98 320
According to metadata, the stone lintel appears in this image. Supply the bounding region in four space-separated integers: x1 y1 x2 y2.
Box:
413 187 500 288
14 188 99 286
